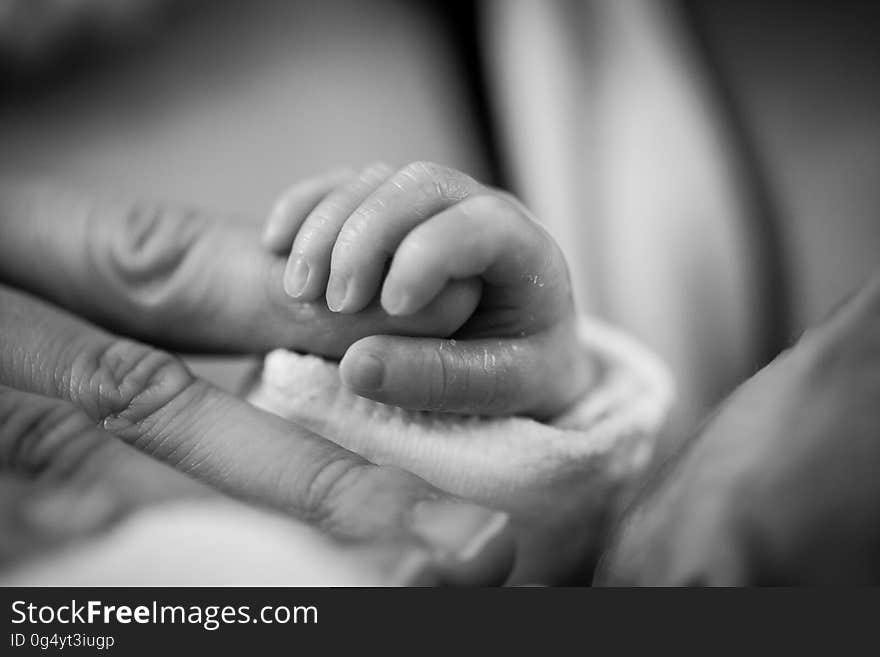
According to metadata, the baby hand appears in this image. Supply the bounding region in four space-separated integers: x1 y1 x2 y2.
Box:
263 162 589 418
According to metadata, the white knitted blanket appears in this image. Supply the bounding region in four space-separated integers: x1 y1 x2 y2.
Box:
247 318 674 583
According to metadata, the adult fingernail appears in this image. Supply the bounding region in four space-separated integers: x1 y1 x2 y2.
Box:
326 272 349 312
342 351 385 391
284 256 310 298
410 499 510 563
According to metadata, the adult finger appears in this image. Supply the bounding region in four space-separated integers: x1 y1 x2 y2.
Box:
0 383 212 565
0 285 515 584
0 177 477 356
0 386 459 586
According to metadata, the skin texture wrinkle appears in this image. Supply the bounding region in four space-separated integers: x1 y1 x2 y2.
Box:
263 163 589 419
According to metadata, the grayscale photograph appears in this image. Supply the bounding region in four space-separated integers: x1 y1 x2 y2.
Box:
0 0 878 621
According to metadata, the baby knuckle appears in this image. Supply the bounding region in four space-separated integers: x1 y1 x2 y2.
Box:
294 211 335 251
395 161 466 201
465 193 514 220
398 160 441 183
494 189 538 222
335 214 374 252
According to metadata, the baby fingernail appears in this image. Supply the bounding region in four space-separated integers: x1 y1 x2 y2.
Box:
342 351 385 391
382 286 412 316
326 273 350 312
410 499 510 563
284 257 310 298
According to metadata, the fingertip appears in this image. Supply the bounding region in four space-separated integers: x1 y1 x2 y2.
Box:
381 281 420 317
325 271 348 312
410 500 516 586
327 275 378 314
283 254 313 299
340 345 386 392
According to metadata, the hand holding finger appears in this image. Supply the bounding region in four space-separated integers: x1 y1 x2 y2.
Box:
0 177 479 356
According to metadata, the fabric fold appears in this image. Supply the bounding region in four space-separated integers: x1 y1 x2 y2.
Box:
247 317 674 583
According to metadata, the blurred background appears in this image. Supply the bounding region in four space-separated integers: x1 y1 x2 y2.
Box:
1 0 878 434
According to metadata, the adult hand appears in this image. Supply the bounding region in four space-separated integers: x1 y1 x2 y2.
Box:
0 394 440 586
597 275 880 585
0 178 515 585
